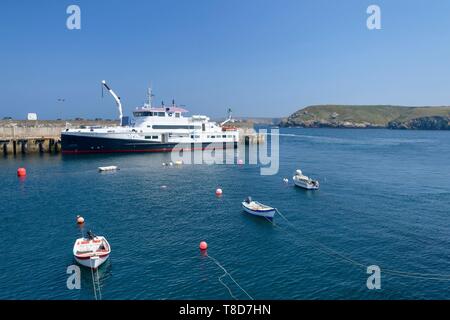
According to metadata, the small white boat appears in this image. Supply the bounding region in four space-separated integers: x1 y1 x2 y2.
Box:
98 166 119 172
73 231 111 269
242 197 276 220
293 169 319 190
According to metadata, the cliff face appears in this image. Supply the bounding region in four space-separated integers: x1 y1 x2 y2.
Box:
388 116 450 130
281 105 450 130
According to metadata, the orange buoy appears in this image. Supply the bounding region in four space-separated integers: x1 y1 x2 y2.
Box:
215 188 223 196
76 215 85 224
17 168 26 177
199 241 208 250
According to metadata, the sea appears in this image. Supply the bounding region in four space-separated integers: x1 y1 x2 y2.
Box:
0 128 449 300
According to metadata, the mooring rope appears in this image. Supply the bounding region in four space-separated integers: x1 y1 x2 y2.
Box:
89 259 98 301
218 272 238 300
274 208 450 281
95 267 102 300
207 254 254 300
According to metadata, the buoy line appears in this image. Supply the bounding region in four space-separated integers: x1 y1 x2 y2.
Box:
218 272 238 300
273 208 450 282
96 268 102 300
89 260 98 300
89 259 102 300
207 254 254 300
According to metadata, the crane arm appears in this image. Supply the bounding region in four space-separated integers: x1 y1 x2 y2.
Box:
102 80 123 122
220 108 233 126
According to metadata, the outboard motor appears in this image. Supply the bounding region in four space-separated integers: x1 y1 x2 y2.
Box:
245 196 252 203
87 230 97 240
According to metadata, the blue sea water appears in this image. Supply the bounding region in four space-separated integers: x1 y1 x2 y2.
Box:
0 128 450 300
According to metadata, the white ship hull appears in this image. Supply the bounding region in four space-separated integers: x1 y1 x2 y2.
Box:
62 82 239 154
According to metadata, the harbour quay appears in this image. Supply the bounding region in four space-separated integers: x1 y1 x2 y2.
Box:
0 120 264 155
0 120 118 155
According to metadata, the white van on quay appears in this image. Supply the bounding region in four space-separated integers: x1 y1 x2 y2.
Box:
27 113 38 121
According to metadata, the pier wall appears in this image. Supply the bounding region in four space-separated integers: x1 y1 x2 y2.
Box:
0 120 118 155
238 127 266 144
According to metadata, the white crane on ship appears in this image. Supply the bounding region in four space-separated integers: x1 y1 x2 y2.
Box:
220 108 233 126
101 80 123 124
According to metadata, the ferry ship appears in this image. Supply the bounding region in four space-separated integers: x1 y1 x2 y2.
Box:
61 81 239 154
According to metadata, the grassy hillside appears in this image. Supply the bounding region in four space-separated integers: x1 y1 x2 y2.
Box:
282 105 450 129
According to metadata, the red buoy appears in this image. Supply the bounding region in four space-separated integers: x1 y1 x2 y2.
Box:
199 241 208 250
17 168 26 177
215 188 223 196
76 215 85 224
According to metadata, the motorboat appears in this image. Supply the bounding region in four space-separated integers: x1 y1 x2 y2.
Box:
293 169 319 190
73 231 111 269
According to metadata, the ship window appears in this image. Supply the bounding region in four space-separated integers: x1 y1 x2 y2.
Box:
222 135 226 138
211 135 216 138
169 133 189 137
152 136 158 139
175 113 180 118
133 111 152 117
158 112 165 117
152 125 201 130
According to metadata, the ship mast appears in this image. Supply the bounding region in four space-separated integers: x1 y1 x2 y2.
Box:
101 80 123 123
146 84 154 108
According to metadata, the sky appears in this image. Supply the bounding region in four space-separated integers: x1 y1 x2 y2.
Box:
1 0 450 119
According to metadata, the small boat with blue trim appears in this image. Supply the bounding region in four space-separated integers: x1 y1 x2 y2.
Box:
242 197 276 220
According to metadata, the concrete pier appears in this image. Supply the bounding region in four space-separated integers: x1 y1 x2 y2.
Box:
238 127 266 145
0 119 118 155
0 138 61 155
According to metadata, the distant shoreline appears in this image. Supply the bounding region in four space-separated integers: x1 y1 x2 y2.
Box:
280 105 450 130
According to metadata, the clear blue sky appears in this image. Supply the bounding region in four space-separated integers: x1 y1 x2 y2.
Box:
1 0 450 119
